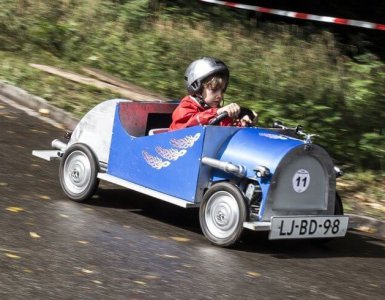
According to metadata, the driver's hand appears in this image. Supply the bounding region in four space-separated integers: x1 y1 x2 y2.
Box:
240 111 258 127
217 103 240 118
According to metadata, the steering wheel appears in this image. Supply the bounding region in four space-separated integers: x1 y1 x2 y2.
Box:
208 112 229 126
239 107 255 121
208 107 257 126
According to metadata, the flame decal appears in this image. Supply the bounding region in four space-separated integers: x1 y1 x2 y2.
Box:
142 151 171 169
170 133 201 149
155 147 187 161
143 132 201 169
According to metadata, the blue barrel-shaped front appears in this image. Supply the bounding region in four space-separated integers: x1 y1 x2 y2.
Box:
217 128 304 177
215 128 304 218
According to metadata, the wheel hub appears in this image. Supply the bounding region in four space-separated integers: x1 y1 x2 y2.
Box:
205 191 240 239
63 150 92 194
216 210 226 223
71 169 80 180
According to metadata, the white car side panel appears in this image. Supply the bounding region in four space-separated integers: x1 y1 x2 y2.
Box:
68 99 130 163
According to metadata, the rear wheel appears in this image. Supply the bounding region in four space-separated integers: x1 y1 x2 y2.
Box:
335 192 344 215
59 143 99 202
199 182 247 247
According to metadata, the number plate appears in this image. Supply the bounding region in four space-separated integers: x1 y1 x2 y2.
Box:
269 216 349 240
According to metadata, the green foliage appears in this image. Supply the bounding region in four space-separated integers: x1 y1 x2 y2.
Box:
343 55 385 169
118 0 153 30
0 0 384 171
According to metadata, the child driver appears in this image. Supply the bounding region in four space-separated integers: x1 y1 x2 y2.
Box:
169 57 255 130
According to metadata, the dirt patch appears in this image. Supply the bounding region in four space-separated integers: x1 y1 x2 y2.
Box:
338 175 385 221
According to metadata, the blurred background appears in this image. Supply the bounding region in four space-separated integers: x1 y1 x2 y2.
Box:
0 0 384 216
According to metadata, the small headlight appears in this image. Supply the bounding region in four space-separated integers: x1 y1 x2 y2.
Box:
334 166 343 177
254 166 270 178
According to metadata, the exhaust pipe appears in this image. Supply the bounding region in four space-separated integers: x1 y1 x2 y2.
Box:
51 139 68 151
202 157 246 177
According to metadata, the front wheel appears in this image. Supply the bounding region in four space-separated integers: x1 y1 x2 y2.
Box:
312 192 344 245
59 143 99 202
199 182 247 247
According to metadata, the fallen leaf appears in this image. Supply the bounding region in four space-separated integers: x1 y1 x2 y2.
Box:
5 253 21 259
156 254 179 259
357 226 377 234
92 280 103 285
38 108 50 115
77 241 89 245
81 268 94 274
60 214 69 218
246 271 261 278
6 207 24 213
38 195 51 200
29 232 41 238
0 182 8 187
170 236 190 242
133 281 146 285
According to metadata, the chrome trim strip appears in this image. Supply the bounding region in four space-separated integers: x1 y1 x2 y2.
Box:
97 173 199 208
32 150 61 161
243 221 271 231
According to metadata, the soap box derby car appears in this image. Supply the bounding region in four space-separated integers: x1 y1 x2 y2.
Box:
33 99 349 247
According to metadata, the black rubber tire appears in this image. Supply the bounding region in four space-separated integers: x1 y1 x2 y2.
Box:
335 192 344 215
312 192 344 245
59 143 99 202
199 182 247 247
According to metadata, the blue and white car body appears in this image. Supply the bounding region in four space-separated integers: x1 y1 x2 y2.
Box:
33 99 349 247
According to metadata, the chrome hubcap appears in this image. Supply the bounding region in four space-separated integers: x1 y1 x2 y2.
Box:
205 191 239 239
63 150 91 195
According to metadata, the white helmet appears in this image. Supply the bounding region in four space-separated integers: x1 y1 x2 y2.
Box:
184 57 229 95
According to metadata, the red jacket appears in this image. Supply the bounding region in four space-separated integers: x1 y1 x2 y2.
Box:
169 96 233 130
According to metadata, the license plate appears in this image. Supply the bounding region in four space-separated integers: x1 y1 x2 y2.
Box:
269 216 349 240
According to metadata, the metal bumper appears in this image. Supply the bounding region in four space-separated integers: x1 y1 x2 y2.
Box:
243 221 271 231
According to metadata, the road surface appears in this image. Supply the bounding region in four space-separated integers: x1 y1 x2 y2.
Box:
0 97 384 299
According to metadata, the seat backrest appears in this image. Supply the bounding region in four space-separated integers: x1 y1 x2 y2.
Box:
118 101 178 136
148 128 169 135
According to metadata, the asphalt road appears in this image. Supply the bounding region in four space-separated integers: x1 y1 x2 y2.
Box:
0 97 384 300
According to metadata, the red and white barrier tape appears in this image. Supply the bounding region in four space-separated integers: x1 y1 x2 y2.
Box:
201 0 385 31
